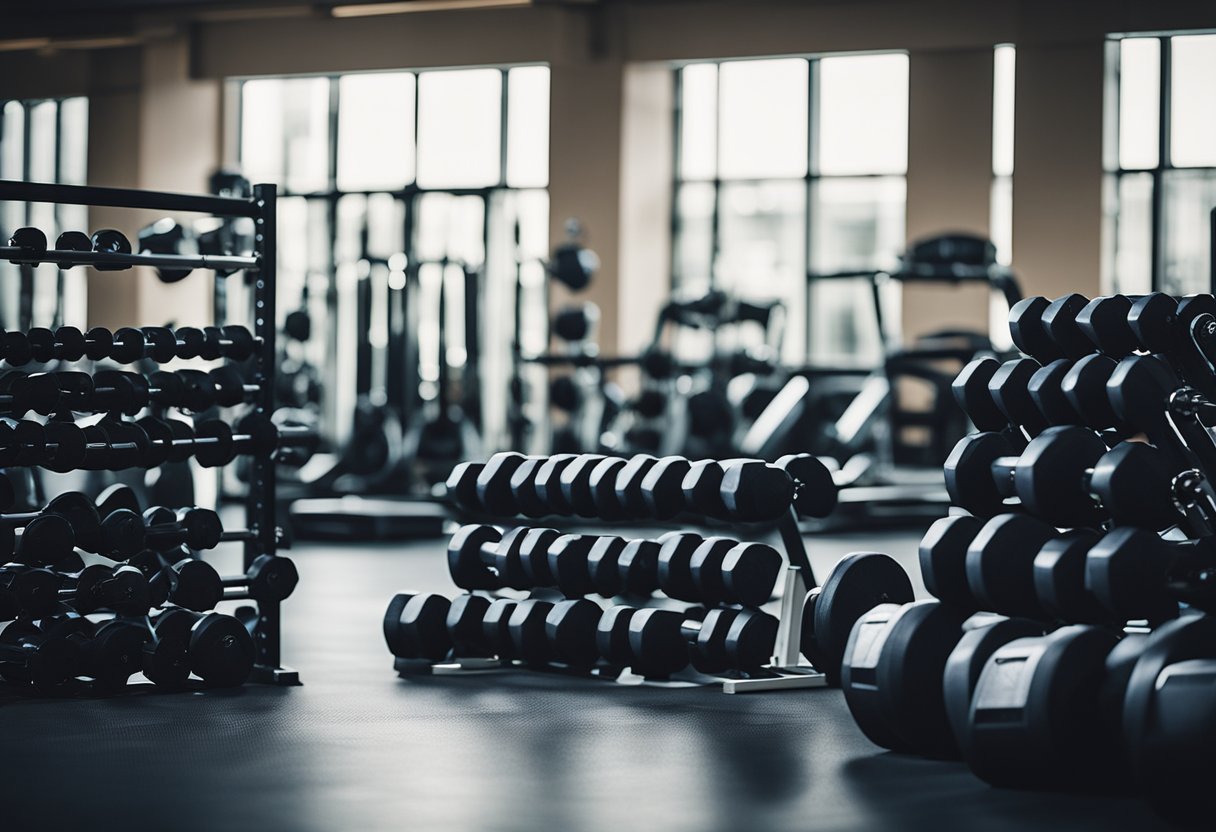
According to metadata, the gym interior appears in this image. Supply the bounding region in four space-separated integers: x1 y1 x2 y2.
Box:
2 1 1216 829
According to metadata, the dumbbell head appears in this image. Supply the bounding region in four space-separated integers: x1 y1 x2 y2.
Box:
545 599 602 667
447 525 504 590
964 513 1056 618
1060 353 1120 431
1009 296 1057 361
445 461 484 510
943 432 1017 518
1027 359 1080 426
506 599 554 665
507 458 548 518
583 536 629 597
627 608 692 677
1128 293 1179 354
244 555 298 602
989 358 1049 435
1088 441 1179 529
656 532 704 601
840 599 972 758
775 454 837 518
186 612 256 688
1012 425 1107 527
383 592 452 661
546 533 597 596
641 456 692 519
953 358 1007 431
1041 293 1093 360
532 454 579 516
95 483 140 518
447 594 493 657
516 527 560 587
476 453 530 516
595 605 637 666
720 542 783 607
802 552 915 685
7 513 75 567
587 457 629 520
686 537 736 606
613 454 659 517
482 598 519 658
615 539 660 597
1084 527 1181 623
717 608 779 673
719 461 794 522
1077 295 1137 357
559 454 607 518
919 515 984 608
1032 530 1109 623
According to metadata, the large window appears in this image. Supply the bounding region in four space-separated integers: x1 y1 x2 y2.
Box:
673 54 909 365
1104 34 1216 296
236 66 549 446
0 97 89 330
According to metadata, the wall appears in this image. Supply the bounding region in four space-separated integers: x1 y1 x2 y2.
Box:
4 0 1216 347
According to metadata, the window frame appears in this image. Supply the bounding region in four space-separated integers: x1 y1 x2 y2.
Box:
1106 34 1216 294
670 53 909 362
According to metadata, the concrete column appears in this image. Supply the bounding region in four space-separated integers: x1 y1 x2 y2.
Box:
1011 39 1105 299
902 47 995 342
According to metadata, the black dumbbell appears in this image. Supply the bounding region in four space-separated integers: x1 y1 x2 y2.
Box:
1009 294 1094 363
57 563 151 615
679 458 793 522
7 227 47 265
0 371 63 416
945 425 1185 528
623 606 778 677
658 533 782 607
151 608 256 688
1085 527 1215 622
551 533 661 598
0 563 59 619
0 619 79 694
961 625 1141 789
1107 354 1216 478
384 593 557 667
80 548 223 612
90 228 133 271
447 525 536 591
0 491 144 563
220 554 298 603
41 614 152 693
841 601 1036 758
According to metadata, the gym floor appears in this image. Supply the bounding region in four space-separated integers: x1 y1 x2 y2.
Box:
0 528 1173 832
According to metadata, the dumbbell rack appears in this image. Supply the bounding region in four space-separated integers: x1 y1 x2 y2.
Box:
0 178 296 686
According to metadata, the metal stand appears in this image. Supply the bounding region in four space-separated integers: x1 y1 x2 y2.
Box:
721 565 827 693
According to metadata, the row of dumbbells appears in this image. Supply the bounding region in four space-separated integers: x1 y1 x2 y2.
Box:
388 551 915 683
948 356 1215 525
449 525 781 607
0 412 314 472
447 451 837 523
7 226 134 271
1 323 257 366
1 605 265 695
1 550 297 622
839 591 1216 823
0 484 269 571
0 365 258 417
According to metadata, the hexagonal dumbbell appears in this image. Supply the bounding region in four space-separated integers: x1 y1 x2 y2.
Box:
943 426 1185 529
623 606 779 677
656 531 782 607
1009 294 1093 363
447 525 536 591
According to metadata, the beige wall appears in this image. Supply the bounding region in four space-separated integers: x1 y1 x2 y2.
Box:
902 47 995 341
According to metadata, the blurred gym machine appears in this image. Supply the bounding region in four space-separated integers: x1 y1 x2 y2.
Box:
745 233 1021 529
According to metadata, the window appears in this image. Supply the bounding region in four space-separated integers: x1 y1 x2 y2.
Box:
236 66 549 446
673 54 908 365
0 96 89 331
990 45 1016 350
1104 34 1216 296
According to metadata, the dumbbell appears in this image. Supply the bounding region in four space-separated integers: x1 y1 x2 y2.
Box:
530 529 657 598
1085 527 1216 622
1120 613 1216 823
656 532 782 607
680 456 835 521
219 554 298 604
89 228 133 271
961 624 1144 789
76 548 223 612
151 608 256 688
953 357 1051 438
0 620 79 694
841 601 1041 758
1009 293 1098 364
6 227 48 264
0 371 63 416
174 325 259 361
620 606 779 677
0 491 145 563
944 425 1186 528
57 563 151 615
39 613 151 692
0 413 315 471
0 563 59 619
384 593 559 667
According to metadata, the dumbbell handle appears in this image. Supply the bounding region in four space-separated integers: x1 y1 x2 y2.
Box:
678 620 706 641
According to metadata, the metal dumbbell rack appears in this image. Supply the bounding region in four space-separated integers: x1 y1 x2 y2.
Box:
0 178 296 686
